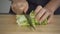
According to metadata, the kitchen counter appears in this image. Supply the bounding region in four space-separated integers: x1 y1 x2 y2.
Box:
0 15 60 34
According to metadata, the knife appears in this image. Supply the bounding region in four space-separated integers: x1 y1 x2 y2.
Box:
23 12 35 30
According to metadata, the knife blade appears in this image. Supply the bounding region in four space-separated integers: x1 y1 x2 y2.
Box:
24 14 35 29
23 11 35 30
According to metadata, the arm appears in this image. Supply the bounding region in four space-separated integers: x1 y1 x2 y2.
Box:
34 0 60 23
44 0 60 13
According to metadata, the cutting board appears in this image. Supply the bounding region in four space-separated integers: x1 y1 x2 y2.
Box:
0 15 60 34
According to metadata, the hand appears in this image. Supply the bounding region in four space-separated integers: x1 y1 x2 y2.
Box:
34 6 53 23
11 0 28 14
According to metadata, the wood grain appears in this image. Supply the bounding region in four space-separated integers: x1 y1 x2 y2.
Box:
0 15 60 34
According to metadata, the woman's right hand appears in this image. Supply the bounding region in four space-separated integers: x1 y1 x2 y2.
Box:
11 0 29 14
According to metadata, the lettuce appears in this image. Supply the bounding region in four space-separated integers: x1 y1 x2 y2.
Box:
16 10 48 27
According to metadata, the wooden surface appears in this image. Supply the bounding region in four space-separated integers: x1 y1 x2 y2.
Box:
0 15 60 34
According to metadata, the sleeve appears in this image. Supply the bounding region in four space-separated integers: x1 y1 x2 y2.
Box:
27 0 50 7
54 7 60 15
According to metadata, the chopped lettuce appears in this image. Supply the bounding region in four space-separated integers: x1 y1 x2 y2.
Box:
16 10 48 27
16 15 29 26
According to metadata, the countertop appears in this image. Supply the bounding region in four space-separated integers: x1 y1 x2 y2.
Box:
0 15 60 34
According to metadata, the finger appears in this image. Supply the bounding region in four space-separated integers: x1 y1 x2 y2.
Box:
18 3 25 10
39 12 50 23
17 3 25 14
24 5 28 13
47 15 53 23
35 6 42 15
11 3 16 12
16 9 24 14
16 6 24 14
35 8 46 21
12 3 24 14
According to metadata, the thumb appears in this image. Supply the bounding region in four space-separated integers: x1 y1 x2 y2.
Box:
47 15 53 23
24 5 28 14
23 2 29 14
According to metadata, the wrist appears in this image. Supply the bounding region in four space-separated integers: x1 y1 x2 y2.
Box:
44 0 60 13
44 7 54 14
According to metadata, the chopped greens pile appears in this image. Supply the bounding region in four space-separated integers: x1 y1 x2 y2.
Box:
16 10 48 27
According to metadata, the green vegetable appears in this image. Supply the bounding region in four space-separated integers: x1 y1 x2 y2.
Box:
16 15 29 26
16 10 48 27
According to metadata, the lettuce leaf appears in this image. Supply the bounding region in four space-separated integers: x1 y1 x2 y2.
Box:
16 10 48 27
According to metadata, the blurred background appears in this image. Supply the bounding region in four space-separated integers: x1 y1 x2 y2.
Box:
0 0 11 13
0 0 60 15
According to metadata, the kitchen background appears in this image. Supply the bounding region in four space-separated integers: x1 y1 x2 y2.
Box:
0 0 11 13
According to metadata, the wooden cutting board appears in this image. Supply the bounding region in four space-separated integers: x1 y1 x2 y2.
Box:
0 15 60 34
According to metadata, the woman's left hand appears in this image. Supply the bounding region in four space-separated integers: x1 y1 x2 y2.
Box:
34 5 53 23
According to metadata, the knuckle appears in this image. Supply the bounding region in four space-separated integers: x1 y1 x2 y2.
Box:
38 5 42 8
